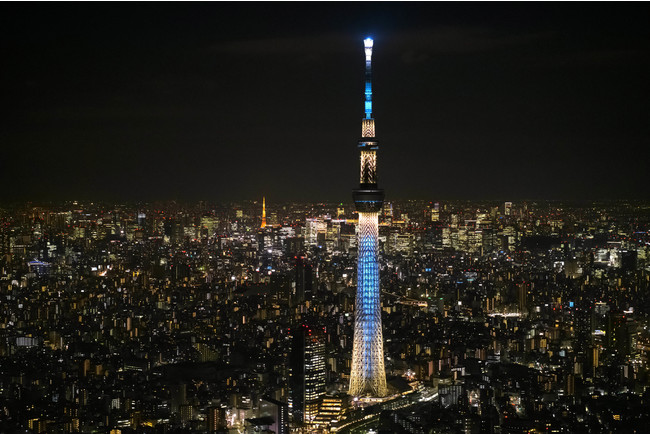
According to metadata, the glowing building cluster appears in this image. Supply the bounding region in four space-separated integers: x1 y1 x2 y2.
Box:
349 37 388 398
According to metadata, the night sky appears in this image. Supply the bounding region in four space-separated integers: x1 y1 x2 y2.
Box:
2 3 649 203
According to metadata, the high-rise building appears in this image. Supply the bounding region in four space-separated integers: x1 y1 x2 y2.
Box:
289 324 326 423
294 255 313 304
258 397 289 434
179 403 193 424
206 406 226 432
431 202 440 222
170 383 187 414
517 282 529 314
349 37 388 398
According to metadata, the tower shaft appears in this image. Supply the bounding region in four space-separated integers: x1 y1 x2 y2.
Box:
349 37 387 398
261 196 267 228
349 211 387 397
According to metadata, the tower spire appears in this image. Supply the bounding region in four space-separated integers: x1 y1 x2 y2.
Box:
349 37 387 398
364 37 373 120
261 196 267 228
362 38 376 139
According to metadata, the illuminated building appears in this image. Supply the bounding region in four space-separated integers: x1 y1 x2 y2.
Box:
289 324 326 423
179 403 193 423
349 37 388 398
258 397 289 434
261 196 267 228
431 202 440 222
207 406 226 432
312 394 347 428
304 217 327 246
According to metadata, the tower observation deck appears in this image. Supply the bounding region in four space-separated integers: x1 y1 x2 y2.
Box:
349 37 388 398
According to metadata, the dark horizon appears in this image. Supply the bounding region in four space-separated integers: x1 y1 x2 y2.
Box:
2 3 649 202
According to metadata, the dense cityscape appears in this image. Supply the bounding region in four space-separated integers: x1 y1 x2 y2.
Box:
3 3 649 433
1 199 650 433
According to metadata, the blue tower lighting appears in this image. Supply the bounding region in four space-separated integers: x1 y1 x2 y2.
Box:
349 37 388 398
364 38 373 119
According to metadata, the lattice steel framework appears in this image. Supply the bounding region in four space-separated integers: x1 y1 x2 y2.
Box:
359 151 377 184
349 212 387 397
361 118 375 138
349 37 388 398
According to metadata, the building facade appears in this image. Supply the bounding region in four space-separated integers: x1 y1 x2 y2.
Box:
289 324 326 422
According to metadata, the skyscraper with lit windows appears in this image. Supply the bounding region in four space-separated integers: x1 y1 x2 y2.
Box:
289 324 326 422
349 37 388 398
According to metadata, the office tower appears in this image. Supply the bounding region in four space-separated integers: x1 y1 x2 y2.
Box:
261 196 267 228
289 324 326 423
349 37 388 398
566 374 575 396
137 211 146 226
294 255 313 304
179 404 193 423
285 236 305 256
431 202 440 222
207 406 226 432
170 383 187 413
258 397 289 434
517 282 528 314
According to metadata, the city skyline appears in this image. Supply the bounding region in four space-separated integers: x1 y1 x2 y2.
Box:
2 197 650 432
2 3 649 202
3 4 650 432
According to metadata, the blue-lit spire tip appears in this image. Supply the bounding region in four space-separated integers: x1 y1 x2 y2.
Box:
364 38 373 118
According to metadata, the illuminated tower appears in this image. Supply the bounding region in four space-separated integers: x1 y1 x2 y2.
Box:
261 196 267 228
349 37 387 398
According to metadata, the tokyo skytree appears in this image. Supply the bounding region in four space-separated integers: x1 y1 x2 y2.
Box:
349 37 388 398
